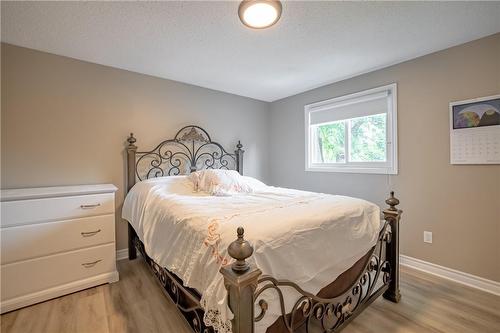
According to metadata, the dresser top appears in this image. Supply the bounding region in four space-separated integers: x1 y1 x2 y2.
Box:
1 184 118 202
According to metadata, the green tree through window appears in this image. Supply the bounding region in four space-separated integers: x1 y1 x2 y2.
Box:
350 113 386 162
314 113 386 163
316 122 345 163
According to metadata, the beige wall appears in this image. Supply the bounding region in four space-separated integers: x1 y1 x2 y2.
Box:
269 33 500 282
1 43 270 250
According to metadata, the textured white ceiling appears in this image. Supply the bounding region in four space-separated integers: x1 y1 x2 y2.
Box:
2 1 500 102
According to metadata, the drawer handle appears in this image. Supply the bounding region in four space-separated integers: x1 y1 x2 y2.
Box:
81 259 102 268
81 229 101 237
80 203 101 209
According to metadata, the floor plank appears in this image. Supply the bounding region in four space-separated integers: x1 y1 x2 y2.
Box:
1 261 499 333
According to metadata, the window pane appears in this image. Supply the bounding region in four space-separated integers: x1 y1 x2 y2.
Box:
349 113 387 162
313 122 346 163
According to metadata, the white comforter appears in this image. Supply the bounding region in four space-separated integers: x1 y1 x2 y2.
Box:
122 176 381 333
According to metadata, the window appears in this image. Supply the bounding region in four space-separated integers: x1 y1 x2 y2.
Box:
305 84 397 174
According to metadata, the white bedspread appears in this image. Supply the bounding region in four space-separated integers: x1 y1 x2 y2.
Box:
122 176 381 333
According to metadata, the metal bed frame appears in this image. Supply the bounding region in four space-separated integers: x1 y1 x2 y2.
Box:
124 125 402 333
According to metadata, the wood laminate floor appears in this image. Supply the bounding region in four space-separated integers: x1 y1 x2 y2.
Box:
1 259 499 333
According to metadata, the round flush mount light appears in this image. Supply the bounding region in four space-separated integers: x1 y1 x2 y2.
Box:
238 0 282 29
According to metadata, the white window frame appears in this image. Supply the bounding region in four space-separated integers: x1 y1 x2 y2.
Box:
305 83 398 174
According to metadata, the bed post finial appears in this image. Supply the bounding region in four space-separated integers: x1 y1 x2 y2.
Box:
127 133 137 147
383 191 402 303
228 227 253 273
235 141 244 175
386 191 399 211
220 227 261 333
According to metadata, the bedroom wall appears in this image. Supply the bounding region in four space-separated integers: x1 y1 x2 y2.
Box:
1 43 270 250
268 33 500 282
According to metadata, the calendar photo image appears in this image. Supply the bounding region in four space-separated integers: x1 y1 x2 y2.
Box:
449 94 500 165
452 97 500 129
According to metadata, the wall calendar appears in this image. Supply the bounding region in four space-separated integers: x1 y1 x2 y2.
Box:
450 94 500 164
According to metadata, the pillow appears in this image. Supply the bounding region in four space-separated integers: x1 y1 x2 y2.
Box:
188 169 253 196
241 176 267 190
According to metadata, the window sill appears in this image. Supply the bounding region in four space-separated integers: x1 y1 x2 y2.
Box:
305 165 398 175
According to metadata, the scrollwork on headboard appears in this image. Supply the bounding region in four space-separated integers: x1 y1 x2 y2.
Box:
126 125 244 191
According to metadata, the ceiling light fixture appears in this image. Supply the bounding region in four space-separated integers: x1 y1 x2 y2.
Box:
238 0 282 29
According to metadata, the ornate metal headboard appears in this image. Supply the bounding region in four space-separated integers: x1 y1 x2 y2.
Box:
126 125 244 192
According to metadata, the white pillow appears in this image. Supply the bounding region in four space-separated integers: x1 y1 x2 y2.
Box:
188 169 253 196
241 176 267 190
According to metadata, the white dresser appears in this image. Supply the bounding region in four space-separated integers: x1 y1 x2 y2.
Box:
0 184 119 313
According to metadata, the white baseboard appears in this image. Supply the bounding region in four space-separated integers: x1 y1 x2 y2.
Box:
116 248 128 261
0 271 119 314
400 255 500 296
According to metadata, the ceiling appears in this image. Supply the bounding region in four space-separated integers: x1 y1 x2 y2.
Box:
2 1 500 102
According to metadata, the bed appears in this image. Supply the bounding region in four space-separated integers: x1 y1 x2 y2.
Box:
122 126 402 333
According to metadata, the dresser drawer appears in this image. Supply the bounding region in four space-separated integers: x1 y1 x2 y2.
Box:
0 193 114 227
1 243 116 301
1 215 115 265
